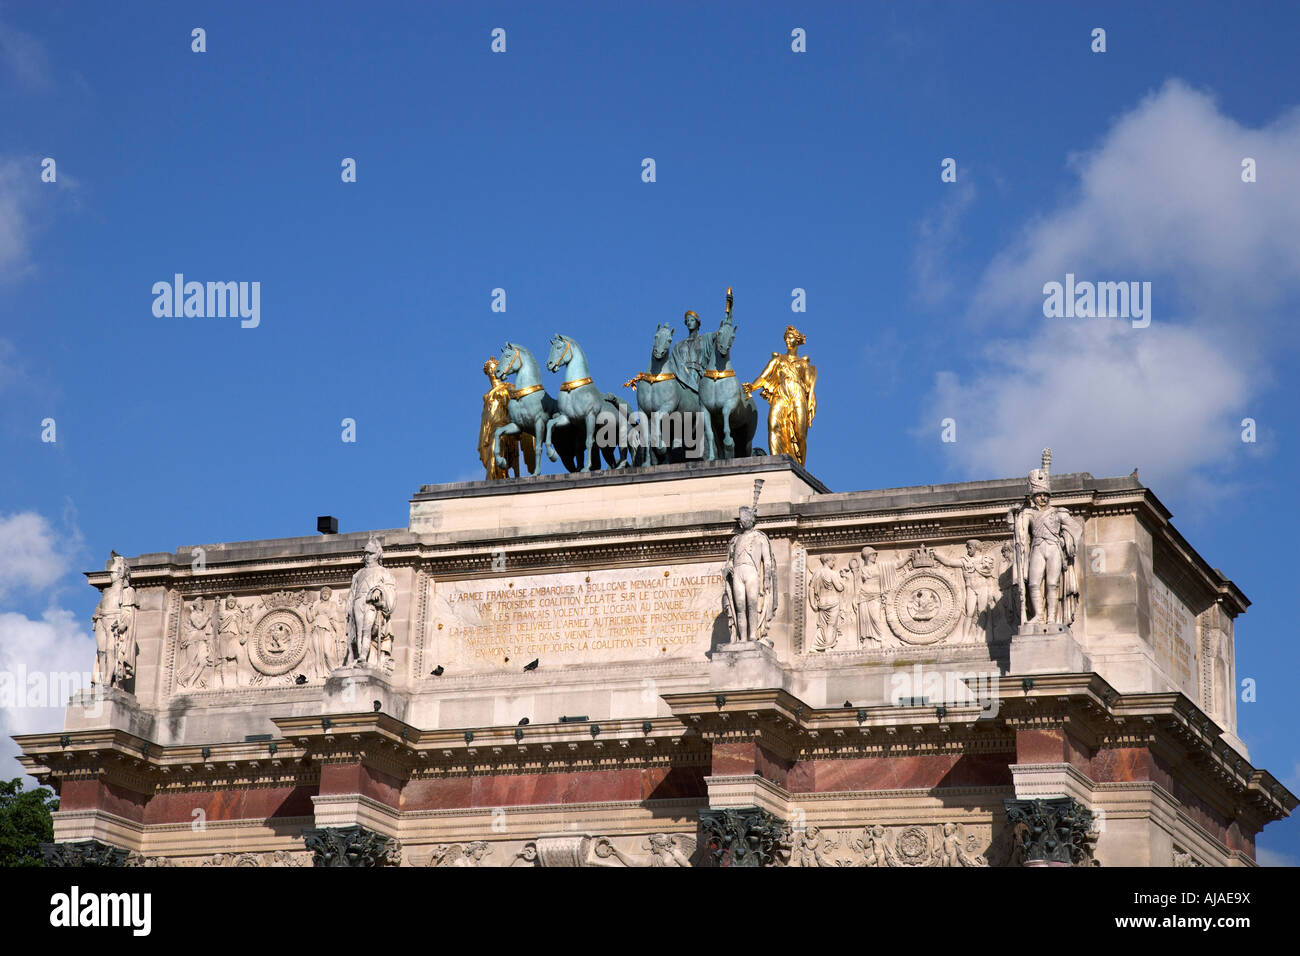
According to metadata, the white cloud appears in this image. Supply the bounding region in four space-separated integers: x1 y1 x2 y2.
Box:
0 607 94 783
0 156 39 280
0 505 92 785
970 80 1300 326
0 511 79 600
925 317 1251 487
924 79 1300 491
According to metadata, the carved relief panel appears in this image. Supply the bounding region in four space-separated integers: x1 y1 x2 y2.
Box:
802 541 1018 653
170 587 347 693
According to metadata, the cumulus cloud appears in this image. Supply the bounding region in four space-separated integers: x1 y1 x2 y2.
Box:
0 607 94 782
0 511 80 600
926 317 1251 485
970 80 1300 326
923 79 1300 490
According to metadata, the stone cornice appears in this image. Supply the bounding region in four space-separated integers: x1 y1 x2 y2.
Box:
272 712 709 778
989 676 1294 824
15 728 314 793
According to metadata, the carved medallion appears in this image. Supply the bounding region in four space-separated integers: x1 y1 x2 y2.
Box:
249 608 308 676
894 825 932 866
885 569 961 644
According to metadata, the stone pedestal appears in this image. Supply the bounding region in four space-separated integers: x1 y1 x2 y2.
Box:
63 687 156 738
708 641 791 693
322 666 407 720
1010 625 1091 675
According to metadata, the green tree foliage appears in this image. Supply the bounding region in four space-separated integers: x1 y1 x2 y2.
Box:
0 777 58 866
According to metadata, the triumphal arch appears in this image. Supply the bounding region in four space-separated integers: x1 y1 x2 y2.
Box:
16 306 1295 866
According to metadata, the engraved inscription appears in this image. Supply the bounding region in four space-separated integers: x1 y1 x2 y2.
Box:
428 564 726 671
1151 578 1198 697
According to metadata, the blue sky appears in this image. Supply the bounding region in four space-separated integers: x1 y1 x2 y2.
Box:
2 1 1298 862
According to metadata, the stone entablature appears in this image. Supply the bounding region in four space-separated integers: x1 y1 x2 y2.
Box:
79 459 1249 745
19 456 1290 867
19 677 1293 866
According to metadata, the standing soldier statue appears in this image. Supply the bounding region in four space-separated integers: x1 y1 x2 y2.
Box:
722 480 778 644
347 537 398 668
1008 449 1084 627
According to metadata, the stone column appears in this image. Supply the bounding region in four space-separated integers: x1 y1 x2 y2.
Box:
302 825 400 867
1003 797 1097 866
41 840 131 867
698 806 786 867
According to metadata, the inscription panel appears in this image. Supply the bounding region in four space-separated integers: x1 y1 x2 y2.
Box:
426 563 725 672
1151 578 1198 698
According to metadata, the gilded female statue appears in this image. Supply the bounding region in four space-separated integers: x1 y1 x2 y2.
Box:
479 356 535 479
744 325 816 466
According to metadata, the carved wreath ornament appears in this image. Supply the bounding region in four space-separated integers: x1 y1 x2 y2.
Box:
249 608 308 676
885 569 961 645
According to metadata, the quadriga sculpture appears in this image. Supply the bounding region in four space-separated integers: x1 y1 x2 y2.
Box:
544 333 634 472
700 290 762 460
492 342 621 475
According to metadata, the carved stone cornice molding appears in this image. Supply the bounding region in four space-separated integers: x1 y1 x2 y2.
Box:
274 712 709 780
666 689 1016 762
15 728 313 794
989 678 1294 824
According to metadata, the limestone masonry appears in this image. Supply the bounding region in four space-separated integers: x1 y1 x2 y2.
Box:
17 456 1295 867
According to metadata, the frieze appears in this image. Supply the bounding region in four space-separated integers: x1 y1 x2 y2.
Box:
785 822 990 867
802 541 1017 654
508 833 698 867
426 842 494 866
170 588 348 694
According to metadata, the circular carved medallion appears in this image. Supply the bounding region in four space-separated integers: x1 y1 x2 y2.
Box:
249 608 308 675
895 825 932 866
885 569 961 645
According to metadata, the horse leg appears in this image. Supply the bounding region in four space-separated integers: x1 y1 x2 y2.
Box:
609 404 630 469
629 409 649 467
545 414 569 464
697 404 716 462
493 422 519 471
583 411 598 471
738 402 757 457
720 395 739 459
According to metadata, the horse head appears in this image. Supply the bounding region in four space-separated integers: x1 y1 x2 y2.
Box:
715 317 737 358
497 342 524 380
653 323 674 360
546 333 575 373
